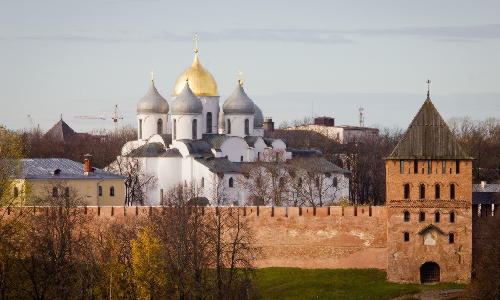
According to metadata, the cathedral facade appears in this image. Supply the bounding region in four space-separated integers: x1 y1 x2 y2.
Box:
115 49 350 205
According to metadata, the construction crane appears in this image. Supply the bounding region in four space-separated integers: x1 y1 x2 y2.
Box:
75 105 124 130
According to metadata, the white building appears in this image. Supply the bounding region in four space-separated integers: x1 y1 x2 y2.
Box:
114 49 350 206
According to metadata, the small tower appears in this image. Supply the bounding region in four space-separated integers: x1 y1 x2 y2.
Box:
222 81 256 137
171 82 203 140
385 84 473 284
136 76 169 140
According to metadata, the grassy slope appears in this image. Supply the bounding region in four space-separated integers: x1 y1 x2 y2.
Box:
253 268 465 300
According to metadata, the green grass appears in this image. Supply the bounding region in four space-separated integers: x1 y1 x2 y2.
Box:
253 268 465 300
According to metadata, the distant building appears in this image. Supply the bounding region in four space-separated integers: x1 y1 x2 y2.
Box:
11 156 125 206
44 118 96 144
284 116 379 144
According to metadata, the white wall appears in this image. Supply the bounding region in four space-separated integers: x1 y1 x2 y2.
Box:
200 96 220 134
171 114 203 140
137 113 168 140
220 137 250 162
225 114 254 138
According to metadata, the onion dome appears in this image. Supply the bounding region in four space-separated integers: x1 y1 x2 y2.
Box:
171 82 203 115
137 80 169 114
222 82 256 115
254 104 264 128
173 52 218 97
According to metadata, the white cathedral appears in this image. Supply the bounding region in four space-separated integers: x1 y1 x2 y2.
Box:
116 48 350 206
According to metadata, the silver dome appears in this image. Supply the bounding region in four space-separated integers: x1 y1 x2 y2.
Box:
254 104 264 128
222 83 255 115
137 81 169 114
171 82 203 115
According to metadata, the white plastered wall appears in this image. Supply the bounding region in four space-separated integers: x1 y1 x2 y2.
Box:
224 114 254 138
137 113 168 140
171 114 203 140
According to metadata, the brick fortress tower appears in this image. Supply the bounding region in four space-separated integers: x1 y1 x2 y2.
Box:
385 87 473 283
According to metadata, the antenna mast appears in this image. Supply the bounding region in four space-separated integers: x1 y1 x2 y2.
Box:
359 107 365 127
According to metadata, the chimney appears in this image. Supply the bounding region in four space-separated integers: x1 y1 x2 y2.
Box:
83 154 93 175
263 117 274 137
481 181 486 189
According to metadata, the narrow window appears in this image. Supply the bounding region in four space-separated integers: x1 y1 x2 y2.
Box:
404 184 410 199
400 160 405 174
229 177 234 188
455 160 460 174
442 161 446 174
64 187 70 197
427 160 432 174
227 119 231 134
279 177 285 187
414 160 418 174
257 152 260 160
450 184 456 200
192 119 198 139
245 119 249 135
157 119 163 134
450 211 455 223
419 212 425 222
173 119 177 139
240 155 244 162
206 112 212 133
110 186 115 197
435 211 440 223
98 186 102 196
419 184 425 199
201 177 204 188
13 187 19 198
404 232 410 242
139 119 143 139
52 187 58 197
403 211 410 222
333 177 338 187
449 233 455 244
435 184 440 199
298 177 303 187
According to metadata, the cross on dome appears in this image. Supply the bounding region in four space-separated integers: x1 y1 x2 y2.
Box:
238 71 244 86
193 33 199 53
426 79 431 99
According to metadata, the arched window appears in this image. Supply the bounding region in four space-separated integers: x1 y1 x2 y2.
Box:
450 211 455 223
229 177 234 188
404 184 410 199
240 155 244 162
419 184 425 199
435 184 440 199
435 211 440 223
13 187 19 198
227 119 231 134
192 119 198 139
449 233 455 244
257 152 260 161
157 119 163 134
64 187 70 197
201 177 204 187
110 186 115 197
139 119 143 139
403 211 410 222
98 186 102 196
206 112 212 133
419 212 425 222
404 232 410 242
52 187 58 197
244 119 249 135
298 177 303 187
173 119 177 139
455 160 460 174
450 184 455 200
333 177 338 187
413 160 418 173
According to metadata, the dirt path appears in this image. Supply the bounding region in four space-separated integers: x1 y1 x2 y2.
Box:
391 289 465 300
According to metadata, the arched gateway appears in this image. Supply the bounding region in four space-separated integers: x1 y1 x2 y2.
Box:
420 262 440 283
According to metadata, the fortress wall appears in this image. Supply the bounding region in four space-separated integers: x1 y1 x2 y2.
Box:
0 206 389 270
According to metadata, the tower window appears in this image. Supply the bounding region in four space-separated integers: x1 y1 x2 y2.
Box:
229 177 234 188
157 119 163 134
173 119 177 139
139 119 143 139
414 160 418 174
206 112 212 133
404 232 410 242
442 161 446 174
419 212 425 222
13 187 18 198
403 211 410 222
450 211 455 223
245 119 250 135
98 186 102 196
449 233 455 244
110 186 115 197
333 177 338 187
257 152 260 160
201 177 204 188
450 184 456 200
227 119 231 134
298 177 303 187
404 184 410 199
400 160 405 174
427 161 432 174
455 160 460 174
419 184 425 199
435 184 440 199
435 212 440 223
192 119 198 139
240 155 244 162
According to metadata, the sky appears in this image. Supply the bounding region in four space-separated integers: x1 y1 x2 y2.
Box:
0 0 499 132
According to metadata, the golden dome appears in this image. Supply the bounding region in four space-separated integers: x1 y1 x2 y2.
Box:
173 52 219 97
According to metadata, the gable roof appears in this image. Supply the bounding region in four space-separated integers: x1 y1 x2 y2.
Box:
386 98 471 160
